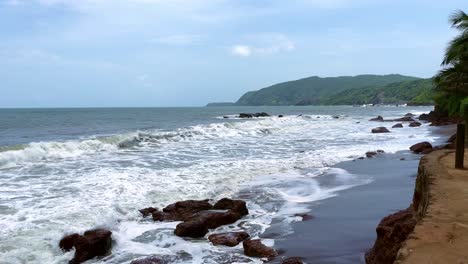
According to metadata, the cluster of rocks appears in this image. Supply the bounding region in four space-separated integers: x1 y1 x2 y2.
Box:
369 113 422 133
409 132 458 155
58 198 301 264
238 112 271 118
419 110 463 126
59 229 112 264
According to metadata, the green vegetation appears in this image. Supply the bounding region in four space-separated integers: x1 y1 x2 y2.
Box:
322 79 434 105
235 74 431 106
433 10 468 118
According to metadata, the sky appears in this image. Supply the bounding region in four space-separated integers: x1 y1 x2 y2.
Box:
0 0 466 107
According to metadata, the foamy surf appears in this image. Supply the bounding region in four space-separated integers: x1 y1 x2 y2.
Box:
0 106 438 263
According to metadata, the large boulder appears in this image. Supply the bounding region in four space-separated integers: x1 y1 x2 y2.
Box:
371 127 390 133
59 229 112 264
175 210 242 238
243 239 278 259
409 121 422 127
239 113 254 118
254 112 270 117
365 207 416 264
208 232 250 247
151 199 213 222
369 116 384 122
409 142 433 153
213 198 248 216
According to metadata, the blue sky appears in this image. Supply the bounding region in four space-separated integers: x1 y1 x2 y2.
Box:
0 0 466 107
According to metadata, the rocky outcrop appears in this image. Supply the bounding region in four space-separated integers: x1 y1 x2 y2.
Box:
365 207 416 264
366 150 459 264
151 199 213 222
208 231 250 246
372 127 390 133
370 116 384 121
408 122 421 127
418 110 462 126
175 210 242 238
141 198 249 238
243 239 278 259
59 229 112 264
239 112 271 118
393 116 415 122
409 142 432 154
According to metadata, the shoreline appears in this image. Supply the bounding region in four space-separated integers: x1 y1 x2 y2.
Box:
271 123 456 263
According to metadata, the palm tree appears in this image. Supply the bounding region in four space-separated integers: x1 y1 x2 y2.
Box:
434 10 468 96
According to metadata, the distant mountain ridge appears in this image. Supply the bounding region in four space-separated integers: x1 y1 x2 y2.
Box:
235 74 434 106
229 74 433 106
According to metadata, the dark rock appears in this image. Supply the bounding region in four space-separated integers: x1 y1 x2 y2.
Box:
418 113 429 120
409 142 433 153
404 113 415 117
400 158 405 160
371 127 390 133
130 256 166 264
294 213 314 221
175 210 242 238
393 116 414 122
370 116 384 122
365 207 416 264
152 199 213 222
213 198 248 216
239 113 254 118
366 151 378 158
377 150 385 153
282 257 304 264
419 110 462 126
332 115 339 119
278 115 284 118
358 157 365 160
392 123 403 128
243 239 278 259
254 112 270 117
223 115 229 119
409 121 421 127
208 232 250 247
139 207 158 218
59 229 112 264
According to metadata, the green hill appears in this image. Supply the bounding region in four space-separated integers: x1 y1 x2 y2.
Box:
322 78 434 105
234 74 427 106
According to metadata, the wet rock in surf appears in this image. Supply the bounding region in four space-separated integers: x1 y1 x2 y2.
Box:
409 142 432 153
404 113 415 117
371 127 390 133
139 207 158 218
213 198 249 216
294 213 314 221
130 256 167 264
175 210 242 238
365 207 416 264
59 229 112 264
409 121 422 127
243 239 278 259
151 199 213 222
278 115 284 118
366 150 385 158
369 116 384 122
282 257 304 264
392 123 403 128
208 231 250 247
238 112 270 118
393 116 415 122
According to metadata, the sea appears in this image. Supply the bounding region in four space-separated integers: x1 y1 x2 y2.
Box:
0 106 440 264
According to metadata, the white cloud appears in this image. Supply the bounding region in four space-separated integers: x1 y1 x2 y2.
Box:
231 45 252 57
150 34 202 46
231 34 295 57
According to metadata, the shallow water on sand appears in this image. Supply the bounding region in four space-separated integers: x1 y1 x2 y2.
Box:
0 106 439 263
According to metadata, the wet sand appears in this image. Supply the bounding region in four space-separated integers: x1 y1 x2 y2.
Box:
272 151 422 263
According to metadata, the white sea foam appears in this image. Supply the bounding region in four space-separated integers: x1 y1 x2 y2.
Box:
0 108 442 263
